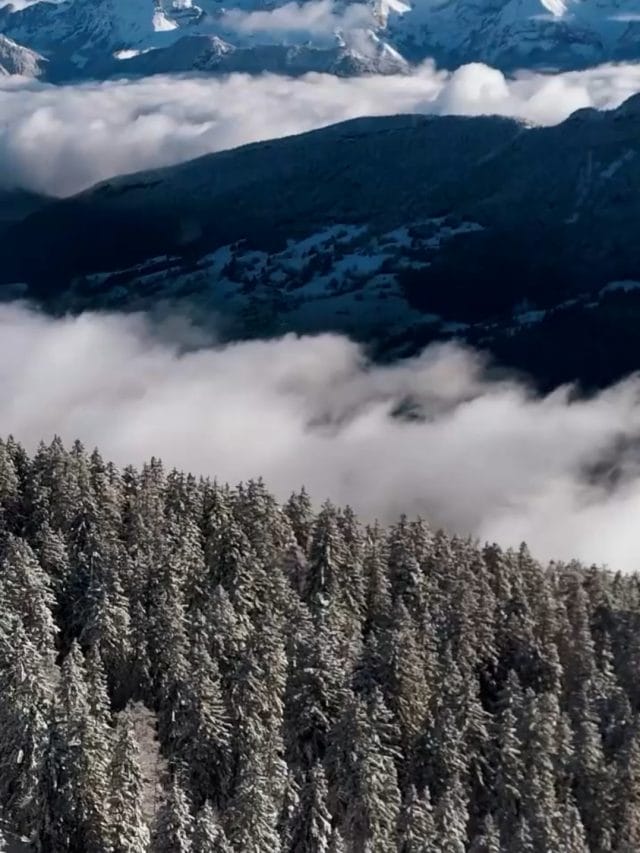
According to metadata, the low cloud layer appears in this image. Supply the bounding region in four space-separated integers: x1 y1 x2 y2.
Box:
1 60 640 195
2 302 640 571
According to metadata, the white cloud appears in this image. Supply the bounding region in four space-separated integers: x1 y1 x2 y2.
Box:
220 0 375 39
2 302 640 571
1 60 640 195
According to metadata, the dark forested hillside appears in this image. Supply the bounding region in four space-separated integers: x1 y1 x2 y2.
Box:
4 100 640 389
0 436 639 851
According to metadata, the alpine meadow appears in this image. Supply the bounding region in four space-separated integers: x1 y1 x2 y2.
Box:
3 0 640 849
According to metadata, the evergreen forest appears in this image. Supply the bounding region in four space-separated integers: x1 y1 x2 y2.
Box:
0 437 639 852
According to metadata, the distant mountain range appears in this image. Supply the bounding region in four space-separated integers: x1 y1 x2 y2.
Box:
1 0 640 80
2 94 640 388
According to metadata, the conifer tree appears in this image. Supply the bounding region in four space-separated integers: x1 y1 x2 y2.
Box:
0 438 20 535
494 674 524 846
29 437 79 535
0 535 57 660
0 620 53 835
284 488 314 555
419 698 466 802
556 800 589 853
76 648 113 853
151 779 193 853
34 711 71 852
305 502 348 619
148 565 190 742
435 774 469 853
34 521 72 616
229 748 281 853
397 785 436 853
339 697 401 853
109 712 150 853
48 642 111 852
383 601 430 754
386 516 427 617
519 691 563 852
512 816 535 853
571 685 613 849
288 764 332 853
174 629 232 809
193 802 232 853
327 829 346 853
277 770 301 852
205 584 246 688
285 622 343 771
469 813 500 853
362 523 392 633
616 727 640 852
81 566 132 698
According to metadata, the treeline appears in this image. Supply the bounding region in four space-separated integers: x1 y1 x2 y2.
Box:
0 436 639 852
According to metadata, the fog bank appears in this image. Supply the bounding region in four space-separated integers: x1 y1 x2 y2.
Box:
1 60 640 195
2 303 640 570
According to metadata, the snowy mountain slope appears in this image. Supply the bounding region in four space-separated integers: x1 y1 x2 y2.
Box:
0 32 46 75
385 0 640 67
0 0 183 55
0 0 406 78
3 97 640 386
2 0 640 78
106 30 409 78
0 0 199 76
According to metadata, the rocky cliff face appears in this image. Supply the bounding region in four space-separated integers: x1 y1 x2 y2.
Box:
0 32 46 76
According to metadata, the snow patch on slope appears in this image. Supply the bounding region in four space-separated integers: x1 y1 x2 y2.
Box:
71 219 482 340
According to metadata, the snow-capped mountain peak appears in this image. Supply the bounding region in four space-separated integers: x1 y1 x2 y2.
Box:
1 0 640 79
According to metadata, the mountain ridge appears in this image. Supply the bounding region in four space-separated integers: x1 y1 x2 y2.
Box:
2 96 640 387
2 0 640 79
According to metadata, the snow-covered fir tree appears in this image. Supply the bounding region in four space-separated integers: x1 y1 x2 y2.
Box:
0 437 636 851
109 711 150 853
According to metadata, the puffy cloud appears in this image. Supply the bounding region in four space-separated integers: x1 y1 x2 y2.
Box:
2 302 640 571
1 60 640 195
220 0 375 39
